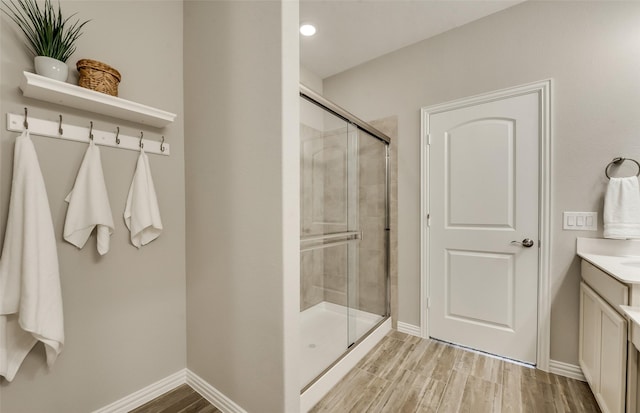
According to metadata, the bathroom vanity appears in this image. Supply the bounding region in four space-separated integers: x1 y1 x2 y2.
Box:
578 238 640 413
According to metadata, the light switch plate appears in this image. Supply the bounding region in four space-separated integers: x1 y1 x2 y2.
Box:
563 212 598 231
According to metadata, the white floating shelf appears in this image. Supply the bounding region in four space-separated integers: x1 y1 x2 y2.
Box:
19 71 176 128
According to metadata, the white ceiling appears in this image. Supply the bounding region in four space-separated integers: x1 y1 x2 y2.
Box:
300 0 524 79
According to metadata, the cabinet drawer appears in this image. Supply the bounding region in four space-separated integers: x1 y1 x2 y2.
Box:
582 260 629 312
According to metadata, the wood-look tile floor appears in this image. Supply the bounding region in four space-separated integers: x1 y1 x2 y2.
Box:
132 331 600 413
310 331 600 413
129 384 220 413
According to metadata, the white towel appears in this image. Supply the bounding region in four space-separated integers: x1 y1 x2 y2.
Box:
124 149 163 248
603 176 640 239
64 141 114 255
0 131 64 382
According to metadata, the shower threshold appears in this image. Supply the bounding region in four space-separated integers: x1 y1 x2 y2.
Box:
299 301 391 412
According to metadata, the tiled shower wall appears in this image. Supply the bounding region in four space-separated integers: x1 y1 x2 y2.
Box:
300 124 325 310
370 117 398 328
356 131 387 316
300 123 352 310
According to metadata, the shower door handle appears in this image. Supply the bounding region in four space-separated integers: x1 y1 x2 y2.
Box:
300 231 362 252
301 231 362 243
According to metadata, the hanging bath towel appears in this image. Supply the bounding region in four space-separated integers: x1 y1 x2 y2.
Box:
64 140 114 255
604 176 640 239
124 148 163 248
0 131 64 382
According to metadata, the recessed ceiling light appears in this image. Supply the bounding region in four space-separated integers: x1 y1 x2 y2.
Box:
300 23 316 37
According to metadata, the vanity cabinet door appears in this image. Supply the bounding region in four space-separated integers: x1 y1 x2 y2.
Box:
600 293 627 413
580 281 627 413
580 282 601 391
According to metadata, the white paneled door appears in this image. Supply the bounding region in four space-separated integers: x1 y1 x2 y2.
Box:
426 90 540 364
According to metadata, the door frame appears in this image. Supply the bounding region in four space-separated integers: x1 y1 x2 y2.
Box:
419 79 552 370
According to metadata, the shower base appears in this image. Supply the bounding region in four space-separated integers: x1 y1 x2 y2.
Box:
299 301 391 412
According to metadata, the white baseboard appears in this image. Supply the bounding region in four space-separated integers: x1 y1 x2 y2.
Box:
93 369 247 413
92 369 187 413
397 321 422 337
549 359 586 382
186 370 248 413
393 324 584 383
83 356 586 413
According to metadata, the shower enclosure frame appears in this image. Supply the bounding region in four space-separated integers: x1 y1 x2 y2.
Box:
299 84 392 395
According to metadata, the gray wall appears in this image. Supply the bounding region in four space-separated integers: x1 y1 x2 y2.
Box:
323 1 640 366
0 1 186 411
184 1 299 412
1 1 302 411
301 65 323 95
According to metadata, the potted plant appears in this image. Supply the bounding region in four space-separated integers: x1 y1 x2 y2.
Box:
1 0 89 82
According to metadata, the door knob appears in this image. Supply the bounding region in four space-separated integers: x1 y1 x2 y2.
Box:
511 238 535 248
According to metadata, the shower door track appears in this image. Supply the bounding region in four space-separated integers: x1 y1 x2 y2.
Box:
300 316 390 394
300 84 392 144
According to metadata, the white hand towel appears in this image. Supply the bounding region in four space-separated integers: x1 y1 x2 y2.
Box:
0 131 64 382
603 176 640 239
124 149 163 248
64 141 114 255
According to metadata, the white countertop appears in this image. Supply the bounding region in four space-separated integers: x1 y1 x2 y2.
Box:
577 238 640 284
621 305 640 325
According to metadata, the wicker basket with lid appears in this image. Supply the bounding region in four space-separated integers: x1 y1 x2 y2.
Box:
76 59 121 96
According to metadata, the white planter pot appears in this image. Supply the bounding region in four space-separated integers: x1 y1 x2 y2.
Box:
34 56 68 82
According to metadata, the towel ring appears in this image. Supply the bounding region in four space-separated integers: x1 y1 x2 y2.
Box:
605 157 640 179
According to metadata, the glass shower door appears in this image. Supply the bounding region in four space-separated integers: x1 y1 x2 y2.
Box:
347 129 388 346
299 96 359 389
299 93 390 391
